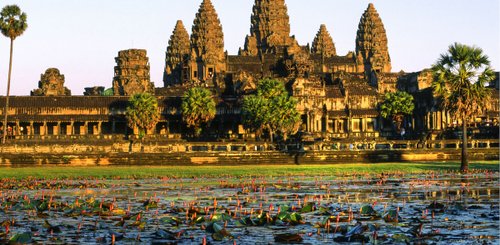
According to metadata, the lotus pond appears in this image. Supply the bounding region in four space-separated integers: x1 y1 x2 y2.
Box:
0 166 498 244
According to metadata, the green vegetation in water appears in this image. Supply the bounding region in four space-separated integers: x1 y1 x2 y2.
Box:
0 161 497 180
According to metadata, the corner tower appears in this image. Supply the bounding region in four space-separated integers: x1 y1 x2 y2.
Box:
189 0 225 83
311 24 337 58
355 3 391 74
164 20 190 87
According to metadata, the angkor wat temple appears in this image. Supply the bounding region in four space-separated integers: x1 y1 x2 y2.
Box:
1 0 498 142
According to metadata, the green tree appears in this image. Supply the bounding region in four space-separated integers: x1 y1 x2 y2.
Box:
0 5 27 144
432 43 495 172
379 91 415 132
242 79 300 142
125 93 160 140
181 87 216 137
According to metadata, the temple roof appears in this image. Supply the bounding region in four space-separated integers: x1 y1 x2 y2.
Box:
325 86 343 98
227 55 261 64
343 80 378 96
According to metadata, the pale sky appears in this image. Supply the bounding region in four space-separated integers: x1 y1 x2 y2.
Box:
0 0 498 95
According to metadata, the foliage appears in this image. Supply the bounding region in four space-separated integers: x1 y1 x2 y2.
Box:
0 5 28 144
181 87 216 136
242 79 301 141
102 88 114 96
432 43 494 122
125 93 160 139
379 91 414 131
0 5 28 40
431 42 495 172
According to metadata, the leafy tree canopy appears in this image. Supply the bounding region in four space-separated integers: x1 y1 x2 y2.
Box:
379 91 415 120
242 79 300 141
126 93 160 139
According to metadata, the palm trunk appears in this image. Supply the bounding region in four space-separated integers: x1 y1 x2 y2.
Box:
460 117 469 172
2 39 13 144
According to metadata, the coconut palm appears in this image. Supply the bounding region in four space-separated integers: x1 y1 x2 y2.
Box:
125 93 160 140
181 87 216 137
0 5 28 144
432 43 495 172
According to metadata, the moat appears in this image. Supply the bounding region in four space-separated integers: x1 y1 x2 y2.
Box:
1 169 498 244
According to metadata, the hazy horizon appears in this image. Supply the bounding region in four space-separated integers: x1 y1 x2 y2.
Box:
0 0 498 96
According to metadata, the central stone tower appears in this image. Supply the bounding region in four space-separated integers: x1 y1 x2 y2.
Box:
355 3 391 74
188 0 226 84
242 0 297 55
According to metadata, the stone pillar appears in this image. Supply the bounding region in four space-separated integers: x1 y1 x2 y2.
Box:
29 121 34 136
41 121 47 136
306 113 310 132
55 122 61 136
362 117 367 132
325 114 329 133
69 121 74 136
83 122 88 135
98 121 103 135
15 121 20 136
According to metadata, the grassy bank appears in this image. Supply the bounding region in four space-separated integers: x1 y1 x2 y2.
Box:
0 161 497 179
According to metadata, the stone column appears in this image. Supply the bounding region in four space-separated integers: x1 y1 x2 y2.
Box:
98 121 103 135
324 113 329 133
42 121 47 136
83 122 88 135
15 121 20 137
29 121 34 136
55 122 61 136
69 121 74 136
306 113 310 132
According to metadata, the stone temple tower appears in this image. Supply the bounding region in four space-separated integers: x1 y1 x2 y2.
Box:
188 0 226 84
113 49 154 96
164 20 190 87
311 24 337 58
242 0 297 55
355 3 391 74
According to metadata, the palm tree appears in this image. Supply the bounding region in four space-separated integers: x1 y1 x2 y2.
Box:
181 87 216 137
432 43 495 172
125 93 160 140
0 5 27 144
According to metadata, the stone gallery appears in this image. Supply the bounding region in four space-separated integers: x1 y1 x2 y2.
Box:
1 0 498 141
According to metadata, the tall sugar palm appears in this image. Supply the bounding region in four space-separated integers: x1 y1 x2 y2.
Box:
181 87 216 137
125 93 160 140
432 43 495 172
0 5 28 144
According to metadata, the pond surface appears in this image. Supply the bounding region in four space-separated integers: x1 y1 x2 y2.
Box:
0 170 498 244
